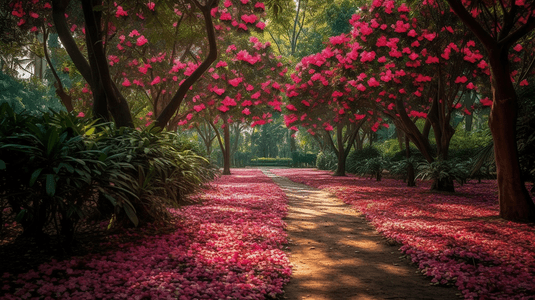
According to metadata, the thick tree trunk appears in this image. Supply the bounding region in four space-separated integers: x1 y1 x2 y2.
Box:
445 0 535 222
489 51 535 222
222 123 231 175
333 153 346 176
82 0 133 127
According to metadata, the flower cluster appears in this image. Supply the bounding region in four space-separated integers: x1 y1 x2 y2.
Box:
1 169 291 300
271 168 535 300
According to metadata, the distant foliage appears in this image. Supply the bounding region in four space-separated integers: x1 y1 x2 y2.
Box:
250 157 292 166
0 71 63 114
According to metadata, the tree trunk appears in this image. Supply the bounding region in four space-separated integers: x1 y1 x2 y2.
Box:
333 153 346 176
489 50 535 222
406 136 416 187
444 0 535 222
431 177 454 192
333 125 347 176
222 122 231 175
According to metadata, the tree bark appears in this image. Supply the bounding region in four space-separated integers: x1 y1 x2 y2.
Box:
82 0 133 127
489 50 535 221
405 136 416 187
222 121 231 175
155 0 219 128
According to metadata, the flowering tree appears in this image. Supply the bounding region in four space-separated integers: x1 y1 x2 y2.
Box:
285 0 529 191
176 35 288 174
444 0 535 221
9 0 268 129
284 49 381 176
336 0 496 191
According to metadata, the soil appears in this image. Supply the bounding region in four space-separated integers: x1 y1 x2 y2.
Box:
263 169 460 300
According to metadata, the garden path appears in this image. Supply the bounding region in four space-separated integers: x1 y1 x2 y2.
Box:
262 168 459 300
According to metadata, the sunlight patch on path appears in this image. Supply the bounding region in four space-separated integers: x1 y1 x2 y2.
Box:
261 168 458 300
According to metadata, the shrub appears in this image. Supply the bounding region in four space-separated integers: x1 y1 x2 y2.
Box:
346 147 380 173
0 104 216 249
316 151 337 171
388 156 425 178
250 157 292 166
416 159 468 188
354 157 389 181
291 151 317 167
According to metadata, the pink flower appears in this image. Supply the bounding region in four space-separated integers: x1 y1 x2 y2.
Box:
218 105 229 112
147 2 155 10
480 97 492 106
150 76 161 85
367 77 380 87
116 6 128 17
519 79 529 86
77 112 85 118
136 35 148 46
455 76 468 84
241 14 257 24
129 29 140 37
216 61 228 68
286 104 297 111
242 108 251 115
222 96 237 106
256 22 266 30
122 78 131 87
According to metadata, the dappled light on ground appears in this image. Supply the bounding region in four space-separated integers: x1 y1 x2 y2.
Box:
265 169 457 300
271 168 535 299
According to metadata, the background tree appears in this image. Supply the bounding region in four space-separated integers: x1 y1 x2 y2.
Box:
176 35 287 174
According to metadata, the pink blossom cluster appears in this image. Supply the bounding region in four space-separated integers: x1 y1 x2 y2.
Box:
1 169 291 300
270 168 535 300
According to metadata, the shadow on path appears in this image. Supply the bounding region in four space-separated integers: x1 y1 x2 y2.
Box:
262 169 459 300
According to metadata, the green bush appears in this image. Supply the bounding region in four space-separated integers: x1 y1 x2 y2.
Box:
416 159 468 187
291 151 317 167
250 157 292 166
354 157 389 181
346 147 380 173
316 151 337 170
0 103 216 248
0 71 63 115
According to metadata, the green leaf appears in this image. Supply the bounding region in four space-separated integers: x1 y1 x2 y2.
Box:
29 168 43 186
46 129 59 156
123 202 139 227
15 209 26 223
85 127 96 136
46 174 56 196
98 153 108 162
0 160 5 170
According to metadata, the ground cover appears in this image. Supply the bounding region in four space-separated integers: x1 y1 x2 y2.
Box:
270 168 535 300
1 169 291 300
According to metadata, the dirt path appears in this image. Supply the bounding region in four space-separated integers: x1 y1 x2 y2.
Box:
262 169 459 300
